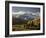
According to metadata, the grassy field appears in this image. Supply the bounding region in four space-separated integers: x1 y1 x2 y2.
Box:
12 18 40 31
12 25 40 31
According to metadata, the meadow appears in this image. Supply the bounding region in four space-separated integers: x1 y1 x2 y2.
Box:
12 18 40 31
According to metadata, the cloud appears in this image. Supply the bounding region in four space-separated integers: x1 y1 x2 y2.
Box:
12 11 40 18
12 11 26 18
12 11 26 15
32 12 40 16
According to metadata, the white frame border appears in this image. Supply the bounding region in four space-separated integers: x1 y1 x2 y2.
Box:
9 3 43 35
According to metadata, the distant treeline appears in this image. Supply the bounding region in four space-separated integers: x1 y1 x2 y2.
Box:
12 16 28 25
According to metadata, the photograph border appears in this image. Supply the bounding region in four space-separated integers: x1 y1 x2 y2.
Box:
5 1 45 37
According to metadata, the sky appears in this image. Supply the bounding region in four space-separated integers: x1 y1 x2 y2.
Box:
12 7 40 13
12 7 40 18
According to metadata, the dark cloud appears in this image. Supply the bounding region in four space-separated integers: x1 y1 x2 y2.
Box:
12 7 40 13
